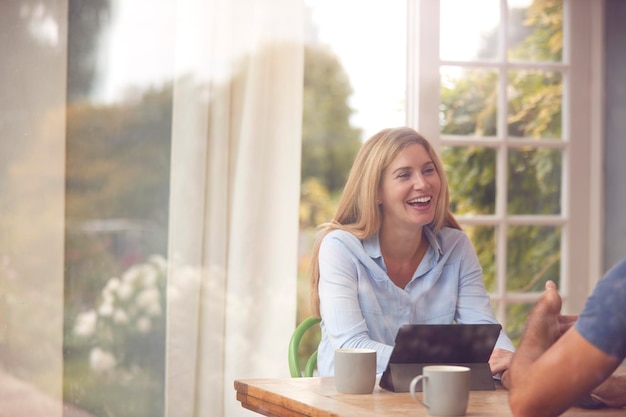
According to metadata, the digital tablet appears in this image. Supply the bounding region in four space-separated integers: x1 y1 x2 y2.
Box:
379 323 502 392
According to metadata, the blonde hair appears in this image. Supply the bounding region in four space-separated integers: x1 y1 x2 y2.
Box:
309 127 461 316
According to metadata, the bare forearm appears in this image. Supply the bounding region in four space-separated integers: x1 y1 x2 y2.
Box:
509 331 621 417
591 370 626 407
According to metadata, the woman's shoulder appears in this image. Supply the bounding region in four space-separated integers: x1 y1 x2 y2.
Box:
323 229 362 246
434 226 473 252
319 229 372 263
437 226 469 241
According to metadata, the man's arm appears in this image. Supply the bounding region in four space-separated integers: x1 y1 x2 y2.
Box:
510 328 621 417
508 281 621 417
590 366 626 407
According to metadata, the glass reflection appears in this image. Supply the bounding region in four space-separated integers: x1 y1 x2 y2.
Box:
440 0 500 61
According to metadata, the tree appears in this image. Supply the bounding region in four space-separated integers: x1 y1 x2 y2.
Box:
301 45 362 194
68 0 112 102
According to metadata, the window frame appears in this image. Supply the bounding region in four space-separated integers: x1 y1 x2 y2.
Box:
406 0 604 321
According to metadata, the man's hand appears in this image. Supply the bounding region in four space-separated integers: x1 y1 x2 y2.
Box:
525 281 575 349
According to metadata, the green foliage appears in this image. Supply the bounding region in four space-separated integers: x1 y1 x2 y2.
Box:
440 0 564 342
64 355 163 417
64 86 172 309
68 0 113 101
301 45 362 193
507 70 562 138
64 85 172 415
299 178 337 229
464 225 497 292
296 45 362 360
507 148 561 215
512 0 563 62
65 86 172 225
441 69 498 136
443 146 496 215
506 226 561 292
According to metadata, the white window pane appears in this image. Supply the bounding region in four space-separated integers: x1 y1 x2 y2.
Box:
440 0 501 61
305 0 406 140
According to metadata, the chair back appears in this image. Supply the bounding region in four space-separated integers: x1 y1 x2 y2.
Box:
288 316 321 377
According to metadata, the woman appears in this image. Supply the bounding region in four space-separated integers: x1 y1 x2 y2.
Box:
310 127 515 383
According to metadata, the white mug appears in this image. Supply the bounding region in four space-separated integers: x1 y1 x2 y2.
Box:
410 365 470 416
334 348 376 394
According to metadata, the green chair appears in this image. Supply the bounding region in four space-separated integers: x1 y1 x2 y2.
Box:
288 316 321 377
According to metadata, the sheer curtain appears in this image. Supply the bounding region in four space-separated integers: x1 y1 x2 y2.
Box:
0 1 67 415
166 1 304 416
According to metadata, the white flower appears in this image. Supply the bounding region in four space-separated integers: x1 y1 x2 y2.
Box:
140 266 158 288
149 254 167 272
105 277 121 292
136 287 161 316
101 288 115 305
74 310 97 337
113 308 129 324
136 316 152 333
98 300 114 317
122 265 141 285
117 282 134 300
89 347 117 373
74 256 171 375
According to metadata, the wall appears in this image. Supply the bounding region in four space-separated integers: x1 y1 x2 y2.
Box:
604 0 626 271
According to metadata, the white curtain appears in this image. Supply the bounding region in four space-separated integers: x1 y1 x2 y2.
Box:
166 1 304 416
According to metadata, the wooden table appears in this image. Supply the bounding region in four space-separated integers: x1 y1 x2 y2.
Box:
234 377 625 417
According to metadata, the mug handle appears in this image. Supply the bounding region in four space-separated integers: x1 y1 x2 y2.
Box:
410 375 429 409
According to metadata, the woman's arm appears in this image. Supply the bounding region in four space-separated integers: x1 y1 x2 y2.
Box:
318 236 393 373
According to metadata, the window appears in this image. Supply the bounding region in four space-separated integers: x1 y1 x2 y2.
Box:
2 1 304 416
299 0 407 320
408 0 603 341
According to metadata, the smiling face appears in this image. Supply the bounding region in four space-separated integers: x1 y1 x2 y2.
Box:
378 143 441 232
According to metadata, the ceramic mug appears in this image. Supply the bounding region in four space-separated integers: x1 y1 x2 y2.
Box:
410 365 470 416
334 348 377 394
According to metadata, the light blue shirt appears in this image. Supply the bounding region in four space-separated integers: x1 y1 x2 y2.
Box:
317 226 515 376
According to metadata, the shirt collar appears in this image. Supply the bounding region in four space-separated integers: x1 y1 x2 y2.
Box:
423 225 443 258
363 232 382 259
363 225 444 261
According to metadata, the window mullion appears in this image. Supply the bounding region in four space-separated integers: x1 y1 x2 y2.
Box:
406 0 441 146
495 0 509 324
